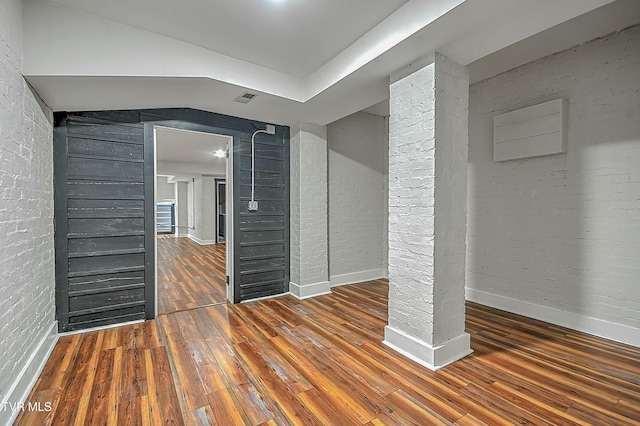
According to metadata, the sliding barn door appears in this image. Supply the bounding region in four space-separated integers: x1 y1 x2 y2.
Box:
54 112 154 332
234 129 290 302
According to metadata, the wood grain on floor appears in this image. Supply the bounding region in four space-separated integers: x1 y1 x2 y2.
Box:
15 280 640 425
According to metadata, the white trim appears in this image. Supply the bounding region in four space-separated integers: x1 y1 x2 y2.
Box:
289 281 331 300
466 288 640 348
58 319 145 337
241 292 292 304
330 269 385 287
383 325 472 371
1 321 59 426
187 234 216 245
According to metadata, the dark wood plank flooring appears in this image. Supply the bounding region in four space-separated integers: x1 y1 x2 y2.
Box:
16 280 640 425
157 236 226 315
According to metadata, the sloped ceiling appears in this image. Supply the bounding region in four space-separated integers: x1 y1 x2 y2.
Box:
23 0 637 126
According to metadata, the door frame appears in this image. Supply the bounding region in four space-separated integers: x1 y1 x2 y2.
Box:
145 117 238 315
215 178 226 244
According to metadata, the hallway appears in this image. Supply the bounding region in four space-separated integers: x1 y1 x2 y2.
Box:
157 236 227 315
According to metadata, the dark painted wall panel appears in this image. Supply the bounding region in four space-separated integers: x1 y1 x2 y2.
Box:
55 113 149 332
67 181 144 199
239 229 285 244
68 305 146 330
239 243 285 259
67 199 145 219
67 157 144 181
241 257 286 271
69 271 145 295
238 215 285 230
68 137 144 160
68 218 144 237
68 236 145 256
239 185 285 200
68 253 145 276
69 287 145 313
67 121 144 142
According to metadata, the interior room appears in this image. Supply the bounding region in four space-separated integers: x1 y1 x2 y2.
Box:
1 0 639 424
155 126 230 314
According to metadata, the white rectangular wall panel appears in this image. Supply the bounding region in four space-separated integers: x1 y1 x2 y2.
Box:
494 98 566 161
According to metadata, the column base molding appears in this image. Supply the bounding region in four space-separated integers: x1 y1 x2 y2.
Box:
289 281 331 300
383 325 472 371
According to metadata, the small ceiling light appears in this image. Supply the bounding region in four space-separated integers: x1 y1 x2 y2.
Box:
214 149 226 158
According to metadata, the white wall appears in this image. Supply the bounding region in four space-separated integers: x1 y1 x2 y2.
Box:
327 112 388 286
0 0 57 422
175 182 189 237
466 25 640 347
289 124 330 298
189 176 217 244
156 175 175 202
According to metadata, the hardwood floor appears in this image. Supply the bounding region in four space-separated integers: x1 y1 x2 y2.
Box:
16 280 640 425
157 236 226 315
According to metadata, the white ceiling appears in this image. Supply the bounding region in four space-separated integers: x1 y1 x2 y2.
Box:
155 126 229 164
46 0 409 78
23 0 639 126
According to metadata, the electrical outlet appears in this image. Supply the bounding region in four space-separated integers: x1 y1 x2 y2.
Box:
248 201 258 211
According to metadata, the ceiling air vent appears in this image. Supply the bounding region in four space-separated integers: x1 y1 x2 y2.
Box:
234 92 258 104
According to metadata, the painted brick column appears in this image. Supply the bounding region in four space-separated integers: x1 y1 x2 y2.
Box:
384 53 472 370
289 123 330 299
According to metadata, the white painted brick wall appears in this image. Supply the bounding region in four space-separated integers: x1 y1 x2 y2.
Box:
388 54 469 346
327 112 387 280
0 0 55 402
175 181 188 236
290 124 328 286
389 62 437 344
156 175 175 202
189 176 216 243
432 53 469 343
467 26 640 329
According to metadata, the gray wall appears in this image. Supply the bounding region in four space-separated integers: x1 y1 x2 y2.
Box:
327 112 388 284
156 175 176 202
0 0 55 412
467 26 640 343
189 176 217 244
176 181 189 236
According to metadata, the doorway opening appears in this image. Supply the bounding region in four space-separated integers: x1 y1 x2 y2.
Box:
154 125 232 315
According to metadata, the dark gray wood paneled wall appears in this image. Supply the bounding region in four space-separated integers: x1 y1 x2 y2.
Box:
54 109 290 331
54 111 150 332
236 132 290 301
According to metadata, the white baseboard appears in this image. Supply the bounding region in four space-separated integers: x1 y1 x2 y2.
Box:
383 325 472 371
330 269 385 287
289 281 331 300
1 321 58 426
187 235 216 245
466 288 640 348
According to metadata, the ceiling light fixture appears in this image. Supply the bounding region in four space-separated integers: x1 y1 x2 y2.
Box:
214 149 226 158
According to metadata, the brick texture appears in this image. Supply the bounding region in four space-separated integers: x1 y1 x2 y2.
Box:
290 124 329 287
327 112 388 280
467 25 640 329
0 0 55 401
388 54 469 346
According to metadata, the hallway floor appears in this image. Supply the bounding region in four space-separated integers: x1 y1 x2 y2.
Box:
15 280 640 425
157 236 227 315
